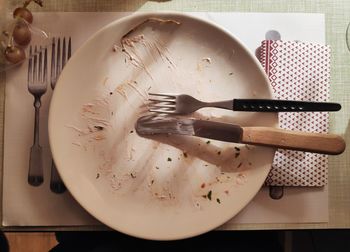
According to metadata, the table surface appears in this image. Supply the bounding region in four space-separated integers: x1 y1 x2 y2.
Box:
1 0 349 231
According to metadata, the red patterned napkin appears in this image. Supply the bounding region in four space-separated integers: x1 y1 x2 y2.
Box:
259 40 331 186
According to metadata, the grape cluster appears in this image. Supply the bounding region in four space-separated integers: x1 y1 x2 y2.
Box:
2 0 43 65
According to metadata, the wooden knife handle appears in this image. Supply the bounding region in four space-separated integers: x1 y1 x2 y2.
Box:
241 127 346 155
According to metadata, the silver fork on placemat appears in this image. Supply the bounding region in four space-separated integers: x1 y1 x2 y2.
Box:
49 37 71 193
27 46 48 186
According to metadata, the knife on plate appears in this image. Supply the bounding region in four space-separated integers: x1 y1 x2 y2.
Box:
135 116 346 155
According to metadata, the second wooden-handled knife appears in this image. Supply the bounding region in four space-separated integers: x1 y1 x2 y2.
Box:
136 116 346 155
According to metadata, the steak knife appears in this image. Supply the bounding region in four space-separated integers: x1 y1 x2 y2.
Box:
135 116 345 155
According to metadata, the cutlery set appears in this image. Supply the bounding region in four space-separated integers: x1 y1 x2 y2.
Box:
137 93 346 155
27 37 71 193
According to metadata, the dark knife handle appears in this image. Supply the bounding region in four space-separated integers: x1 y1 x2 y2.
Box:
233 99 341 112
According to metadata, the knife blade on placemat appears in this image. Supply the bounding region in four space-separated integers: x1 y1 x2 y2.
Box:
135 116 345 155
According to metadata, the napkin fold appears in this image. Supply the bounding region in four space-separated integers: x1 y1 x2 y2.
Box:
259 40 331 186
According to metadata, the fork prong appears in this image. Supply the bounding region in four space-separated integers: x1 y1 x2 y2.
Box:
62 37 66 68
148 104 176 109
38 46 43 82
148 98 176 104
148 93 176 99
56 37 61 77
28 46 33 84
68 37 71 59
43 47 48 83
149 108 176 114
51 37 56 88
33 46 38 83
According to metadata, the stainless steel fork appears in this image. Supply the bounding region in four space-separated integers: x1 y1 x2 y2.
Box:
27 46 48 186
148 93 341 115
49 37 71 194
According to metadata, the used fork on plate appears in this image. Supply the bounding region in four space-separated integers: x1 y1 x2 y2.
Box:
27 46 48 186
148 93 341 115
49 37 71 194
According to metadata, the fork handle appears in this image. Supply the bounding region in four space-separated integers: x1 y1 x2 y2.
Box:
50 160 66 194
33 97 42 144
233 99 341 112
28 144 44 186
28 97 43 186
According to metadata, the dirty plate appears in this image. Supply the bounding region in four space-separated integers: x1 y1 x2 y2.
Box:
49 12 277 240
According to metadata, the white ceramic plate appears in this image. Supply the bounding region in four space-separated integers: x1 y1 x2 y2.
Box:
49 12 278 240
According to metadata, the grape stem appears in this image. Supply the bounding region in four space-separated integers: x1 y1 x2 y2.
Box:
24 0 43 8
23 0 33 8
6 19 18 48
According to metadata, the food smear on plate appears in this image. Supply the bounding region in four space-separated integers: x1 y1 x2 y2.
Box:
115 17 181 79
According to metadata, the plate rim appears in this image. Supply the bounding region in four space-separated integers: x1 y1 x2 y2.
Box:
48 11 278 240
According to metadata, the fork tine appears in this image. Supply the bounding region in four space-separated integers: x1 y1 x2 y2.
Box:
62 37 66 68
148 93 176 99
68 37 71 59
43 47 48 83
38 46 42 82
28 46 33 84
51 37 56 88
56 37 61 76
33 46 38 83
149 108 176 114
148 98 176 104
148 104 176 109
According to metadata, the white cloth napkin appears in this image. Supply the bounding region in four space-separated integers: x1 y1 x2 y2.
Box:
260 40 330 186
2 12 328 227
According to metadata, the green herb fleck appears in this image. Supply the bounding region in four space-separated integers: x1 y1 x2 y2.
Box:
216 198 221 204
206 140 211 144
207 190 212 201
130 173 136 178
234 147 240 151
167 157 172 162
96 173 100 179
